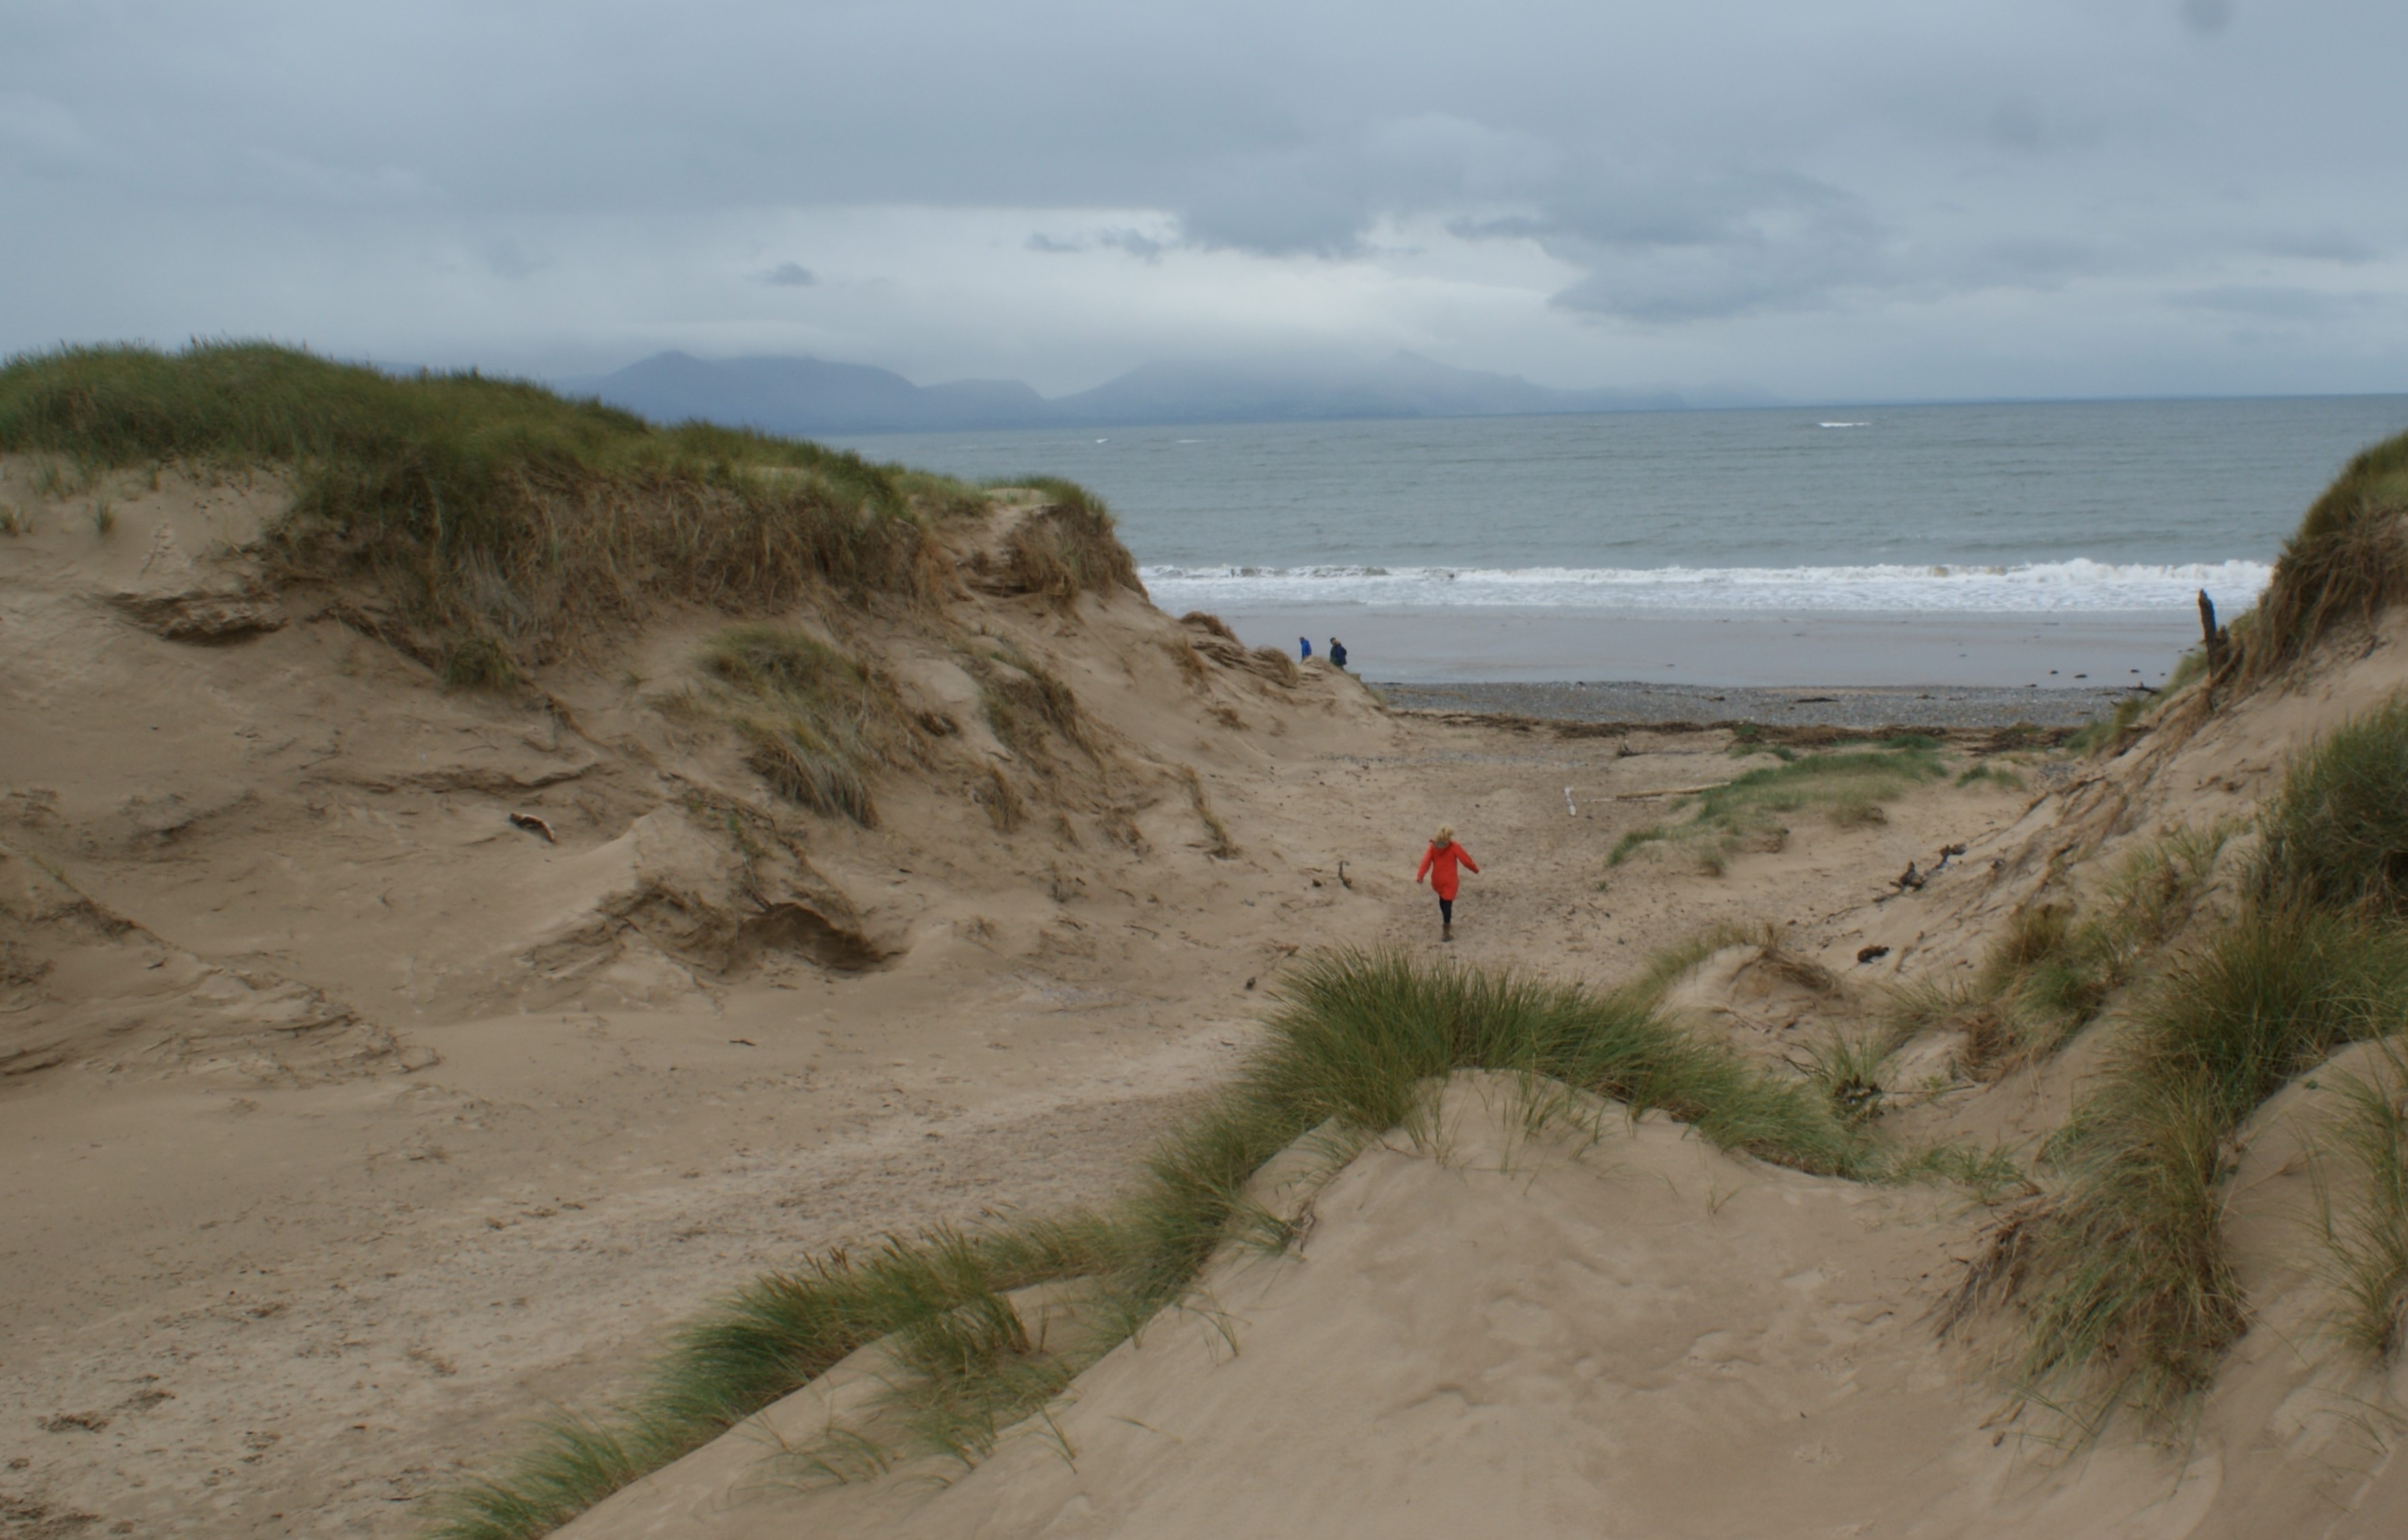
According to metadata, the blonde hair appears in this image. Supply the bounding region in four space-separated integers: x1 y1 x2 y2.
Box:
1434 827 1454 847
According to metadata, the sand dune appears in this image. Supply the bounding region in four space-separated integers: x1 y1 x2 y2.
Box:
5 437 2408 1540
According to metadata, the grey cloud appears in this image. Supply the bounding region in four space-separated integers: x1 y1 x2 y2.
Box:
1456 168 1891 322
758 262 816 286
3 0 2405 400
1962 238 2106 288
0 90 102 173
2256 230 2381 264
1097 228 1167 262
2169 285 2382 322
1988 99 2046 152
482 241 546 281
1024 229 1169 260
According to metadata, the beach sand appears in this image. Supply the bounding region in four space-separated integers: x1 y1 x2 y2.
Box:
1219 605 2201 689
1374 678 2140 728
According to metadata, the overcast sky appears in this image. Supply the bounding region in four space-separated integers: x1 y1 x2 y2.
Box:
4 0 2405 401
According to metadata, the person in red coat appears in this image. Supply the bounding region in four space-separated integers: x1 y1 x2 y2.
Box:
1414 826 1479 942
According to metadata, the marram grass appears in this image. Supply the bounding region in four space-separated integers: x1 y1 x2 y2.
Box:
1610 739 1948 872
1950 703 2408 1427
425 947 1878 1539
0 342 1124 686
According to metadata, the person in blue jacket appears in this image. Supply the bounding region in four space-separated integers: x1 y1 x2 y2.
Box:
1298 636 1312 660
1327 638 1348 670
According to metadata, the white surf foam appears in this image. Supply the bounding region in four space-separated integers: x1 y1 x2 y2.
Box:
1139 558 2273 615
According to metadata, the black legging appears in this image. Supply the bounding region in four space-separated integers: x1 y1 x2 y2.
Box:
1438 897 1453 923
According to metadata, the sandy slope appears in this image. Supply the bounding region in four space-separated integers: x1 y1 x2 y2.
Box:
568 1076 2212 1540
5 456 2405 1538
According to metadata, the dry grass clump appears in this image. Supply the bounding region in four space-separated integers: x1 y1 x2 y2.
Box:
1177 765 1237 857
691 625 910 826
1889 824 2236 1079
1163 634 1211 686
1946 905 2408 1423
1793 1028 1907 1128
1249 645 1301 686
1749 922 1840 996
429 949 1877 1539
1611 739 1947 872
965 641 1093 769
1950 707 2408 1424
0 342 976 684
2226 427 2408 686
2311 1039 2408 1364
994 477 1142 606
2257 696 2408 919
2065 695 2155 757
972 763 1028 833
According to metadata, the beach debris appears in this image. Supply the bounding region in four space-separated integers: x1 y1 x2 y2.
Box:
1244 976 1256 991
508 812 556 844
1564 786 1578 817
1616 739 1637 758
1893 861 1926 892
1931 842 1967 874
1337 860 1353 890
1856 945 1891 964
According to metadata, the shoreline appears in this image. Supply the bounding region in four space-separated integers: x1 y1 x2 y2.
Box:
1217 606 2202 689
1369 677 2142 728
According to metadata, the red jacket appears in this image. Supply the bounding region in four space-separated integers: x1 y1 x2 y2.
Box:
1415 841 1479 899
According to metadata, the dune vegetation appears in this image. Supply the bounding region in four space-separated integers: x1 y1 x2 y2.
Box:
2225 427 2408 686
0 342 1137 686
427 946 1926 1539
1611 735 1950 873
676 625 914 826
1887 823 2236 1079
1948 700 2408 1426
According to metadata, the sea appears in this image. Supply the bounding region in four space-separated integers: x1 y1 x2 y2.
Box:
830 395 2408 688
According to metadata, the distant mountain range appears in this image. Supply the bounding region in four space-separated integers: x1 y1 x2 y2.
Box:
553 351 1774 435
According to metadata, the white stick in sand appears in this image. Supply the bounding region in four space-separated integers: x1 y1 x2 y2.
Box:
1564 786 1577 816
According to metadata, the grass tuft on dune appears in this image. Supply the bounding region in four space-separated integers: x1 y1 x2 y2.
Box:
1889 823 2236 1079
425 948 1876 1539
0 342 1124 685
2227 426 2408 686
688 625 912 825
1611 738 1948 873
988 475 1145 606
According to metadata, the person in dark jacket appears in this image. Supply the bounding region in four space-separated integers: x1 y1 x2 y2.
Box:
1327 637 1348 670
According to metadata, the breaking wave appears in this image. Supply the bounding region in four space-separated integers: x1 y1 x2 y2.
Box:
1139 559 2274 614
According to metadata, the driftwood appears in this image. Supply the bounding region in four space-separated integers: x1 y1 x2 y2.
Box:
1609 784 1726 801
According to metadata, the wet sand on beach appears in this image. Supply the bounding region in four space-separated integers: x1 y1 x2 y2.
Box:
1373 678 2142 729
1220 606 2200 690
